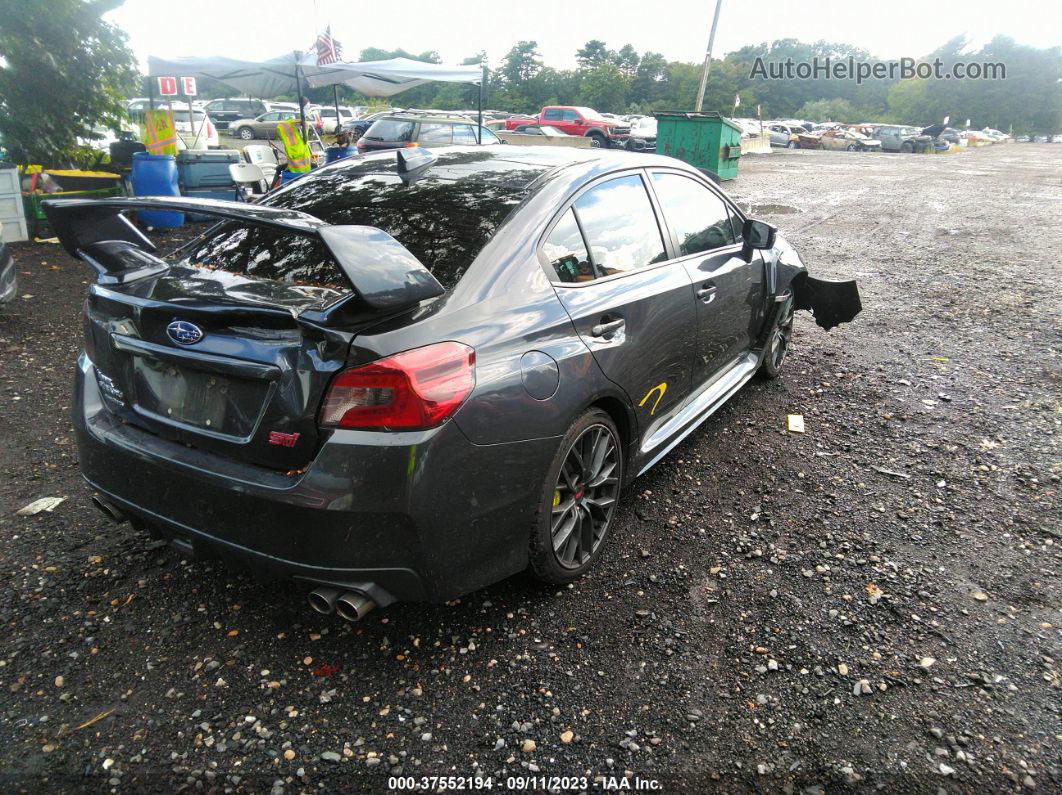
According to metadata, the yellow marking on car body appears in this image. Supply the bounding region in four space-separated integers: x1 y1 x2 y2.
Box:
639 382 668 415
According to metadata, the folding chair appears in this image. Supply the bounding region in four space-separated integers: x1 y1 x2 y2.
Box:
229 163 267 201
242 145 278 187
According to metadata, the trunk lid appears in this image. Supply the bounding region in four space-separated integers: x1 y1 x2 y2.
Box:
44 194 448 472
84 267 353 471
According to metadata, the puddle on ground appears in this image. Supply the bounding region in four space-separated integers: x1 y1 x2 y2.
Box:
741 202 803 215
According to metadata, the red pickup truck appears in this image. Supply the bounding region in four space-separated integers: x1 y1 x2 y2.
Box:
505 106 630 148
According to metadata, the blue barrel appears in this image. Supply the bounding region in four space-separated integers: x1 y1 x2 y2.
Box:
131 152 184 229
280 170 307 184
325 146 357 163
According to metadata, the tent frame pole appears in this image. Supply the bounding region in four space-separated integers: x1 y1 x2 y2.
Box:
295 53 307 139
332 84 341 137
476 70 484 143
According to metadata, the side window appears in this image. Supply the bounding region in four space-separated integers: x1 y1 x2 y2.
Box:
574 175 667 278
562 110 579 122
418 123 453 143
478 126 501 144
261 112 278 121
543 209 592 283
543 108 562 121
651 172 738 256
453 124 478 144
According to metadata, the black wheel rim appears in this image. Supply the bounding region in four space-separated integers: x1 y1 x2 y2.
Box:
551 424 620 569
770 299 794 369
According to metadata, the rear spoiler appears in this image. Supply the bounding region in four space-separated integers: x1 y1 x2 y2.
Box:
40 197 445 318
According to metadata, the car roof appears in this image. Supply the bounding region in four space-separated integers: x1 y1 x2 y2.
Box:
310 145 697 195
379 113 478 124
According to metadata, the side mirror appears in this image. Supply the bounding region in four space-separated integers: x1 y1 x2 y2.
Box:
742 218 777 251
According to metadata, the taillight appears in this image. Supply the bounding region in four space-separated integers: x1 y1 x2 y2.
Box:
319 342 475 431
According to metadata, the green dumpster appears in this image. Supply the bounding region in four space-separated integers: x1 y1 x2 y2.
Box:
654 111 743 181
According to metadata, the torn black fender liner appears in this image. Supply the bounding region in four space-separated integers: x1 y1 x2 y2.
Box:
792 275 862 330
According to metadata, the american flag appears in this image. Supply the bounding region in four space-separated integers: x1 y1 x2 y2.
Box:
316 26 342 65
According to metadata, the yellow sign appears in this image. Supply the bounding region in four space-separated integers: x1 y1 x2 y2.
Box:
639 382 668 415
276 120 311 173
142 110 178 156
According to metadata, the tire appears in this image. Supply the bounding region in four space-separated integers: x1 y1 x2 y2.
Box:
760 292 794 379
787 140 798 149
900 142 913 153
237 127 255 141
588 133 607 149
846 144 857 152
529 409 623 584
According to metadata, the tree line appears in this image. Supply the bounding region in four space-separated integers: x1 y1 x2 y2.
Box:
2 0 1059 166
300 38 1060 135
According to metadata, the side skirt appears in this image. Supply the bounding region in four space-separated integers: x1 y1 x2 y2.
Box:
634 351 760 477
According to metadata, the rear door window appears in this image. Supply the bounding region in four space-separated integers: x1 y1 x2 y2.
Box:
650 173 737 256
543 108 562 121
572 174 666 278
543 209 592 283
418 123 453 144
453 125 478 144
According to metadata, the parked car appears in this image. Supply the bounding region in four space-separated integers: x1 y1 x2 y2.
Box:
766 123 801 148
341 110 399 141
79 125 140 153
626 117 657 152
318 106 357 133
48 145 860 619
873 125 933 153
357 114 500 152
511 125 572 137
506 106 630 148
172 109 218 149
0 221 16 307
978 127 1012 143
203 98 271 130
818 128 881 152
230 110 300 141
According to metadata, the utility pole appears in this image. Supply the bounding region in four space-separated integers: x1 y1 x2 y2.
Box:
694 0 724 112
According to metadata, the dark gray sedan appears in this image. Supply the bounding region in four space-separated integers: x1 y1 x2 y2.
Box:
47 146 860 621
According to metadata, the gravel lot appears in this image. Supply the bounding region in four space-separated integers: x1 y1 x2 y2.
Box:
1 145 1059 793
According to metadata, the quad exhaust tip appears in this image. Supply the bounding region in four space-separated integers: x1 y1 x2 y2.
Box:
308 587 376 622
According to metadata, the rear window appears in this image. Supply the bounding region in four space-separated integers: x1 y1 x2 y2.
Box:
180 165 528 293
365 119 415 142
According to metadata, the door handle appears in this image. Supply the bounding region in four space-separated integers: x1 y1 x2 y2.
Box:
696 282 718 304
591 318 625 338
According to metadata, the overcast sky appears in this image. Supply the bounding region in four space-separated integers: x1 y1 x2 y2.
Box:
107 0 1058 70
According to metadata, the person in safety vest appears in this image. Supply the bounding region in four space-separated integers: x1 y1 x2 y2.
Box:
276 119 312 173
142 110 178 156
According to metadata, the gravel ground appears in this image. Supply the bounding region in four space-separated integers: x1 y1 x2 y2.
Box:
0 145 1059 793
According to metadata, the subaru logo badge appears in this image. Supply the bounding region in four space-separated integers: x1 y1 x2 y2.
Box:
166 320 203 345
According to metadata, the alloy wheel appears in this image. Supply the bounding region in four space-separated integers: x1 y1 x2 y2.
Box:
550 424 620 569
769 298 795 370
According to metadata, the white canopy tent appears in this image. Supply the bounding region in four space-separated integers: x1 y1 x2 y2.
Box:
302 57 481 97
147 54 486 139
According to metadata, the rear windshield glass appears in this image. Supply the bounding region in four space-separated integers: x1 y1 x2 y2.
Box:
179 158 532 293
364 120 415 142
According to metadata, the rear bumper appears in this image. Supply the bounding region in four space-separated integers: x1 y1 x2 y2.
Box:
74 353 558 602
